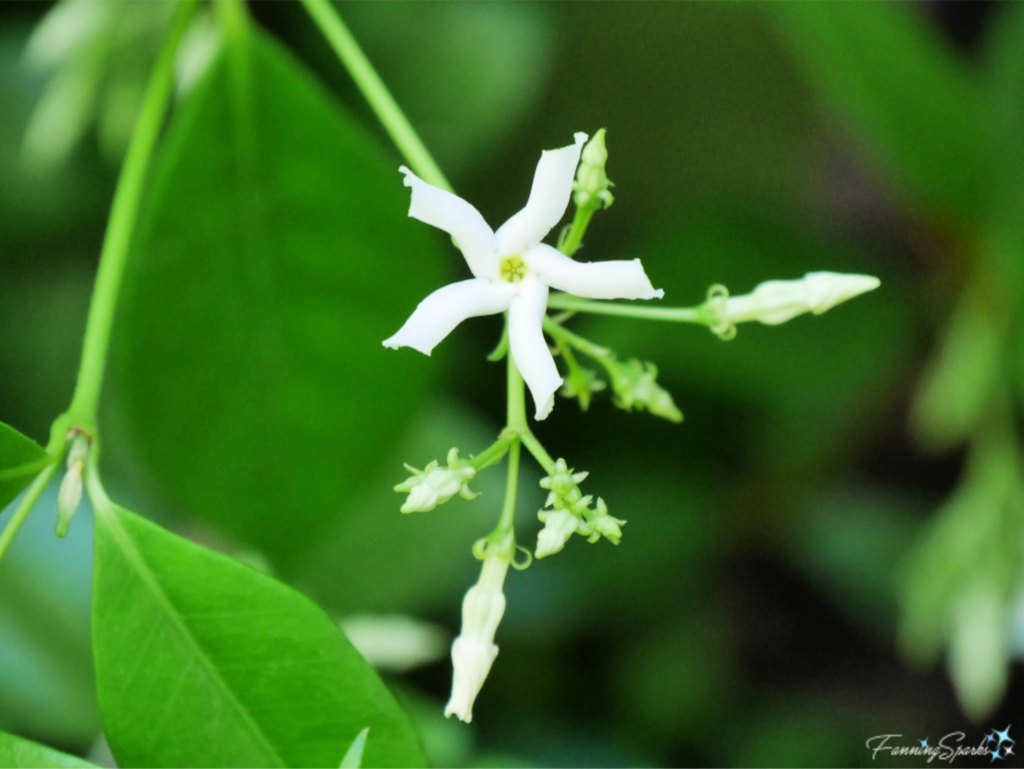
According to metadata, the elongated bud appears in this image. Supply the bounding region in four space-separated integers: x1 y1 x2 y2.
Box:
573 129 614 211
444 534 514 723
56 434 89 538
723 272 880 327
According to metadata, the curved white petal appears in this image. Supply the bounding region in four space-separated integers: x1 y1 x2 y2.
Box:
508 274 562 420
400 167 498 280
495 132 588 255
384 279 514 355
523 243 664 300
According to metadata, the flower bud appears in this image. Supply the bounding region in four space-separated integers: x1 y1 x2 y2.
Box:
56 434 89 538
605 359 683 423
582 498 626 545
573 129 614 211
445 535 514 723
723 272 880 327
535 508 582 559
395 448 477 513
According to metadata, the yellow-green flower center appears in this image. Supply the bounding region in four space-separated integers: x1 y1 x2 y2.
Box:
499 255 527 284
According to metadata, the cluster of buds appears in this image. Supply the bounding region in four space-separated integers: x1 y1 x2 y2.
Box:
394 448 477 513
535 459 625 558
700 272 881 340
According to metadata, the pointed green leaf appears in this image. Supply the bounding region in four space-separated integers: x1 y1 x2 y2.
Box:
111 24 445 569
0 421 50 512
0 731 97 768
340 727 369 769
771 4 987 220
93 502 426 768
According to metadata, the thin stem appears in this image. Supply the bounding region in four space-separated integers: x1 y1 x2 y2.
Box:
546 294 705 324
0 461 61 561
519 431 555 475
559 207 594 258
542 316 610 360
496 440 520 534
471 437 511 471
300 0 451 191
66 0 196 433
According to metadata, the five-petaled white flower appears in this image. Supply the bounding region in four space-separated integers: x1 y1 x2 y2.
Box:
383 132 663 420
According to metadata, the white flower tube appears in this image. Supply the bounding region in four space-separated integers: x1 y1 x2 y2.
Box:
445 537 514 723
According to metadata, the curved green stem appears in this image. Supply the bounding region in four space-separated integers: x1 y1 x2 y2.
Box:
65 0 196 434
300 0 451 192
496 441 520 535
546 294 704 323
471 437 511 471
519 431 555 475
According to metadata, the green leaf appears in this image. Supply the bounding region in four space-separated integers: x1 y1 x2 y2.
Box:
92 501 426 769
0 731 97 768
110 25 445 569
771 3 987 220
0 421 50 512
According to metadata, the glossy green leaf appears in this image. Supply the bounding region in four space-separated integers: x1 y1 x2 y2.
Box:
110 24 445 570
0 421 50 512
771 3 987 220
93 501 425 768
0 731 97 768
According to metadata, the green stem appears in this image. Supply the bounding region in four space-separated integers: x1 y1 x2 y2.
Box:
471 437 511 471
559 207 594 258
65 0 196 434
496 440 520 534
546 294 704 324
542 316 610 360
0 461 61 561
519 431 555 475
300 0 451 192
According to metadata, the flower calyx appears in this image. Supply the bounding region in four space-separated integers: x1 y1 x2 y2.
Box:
395 448 477 514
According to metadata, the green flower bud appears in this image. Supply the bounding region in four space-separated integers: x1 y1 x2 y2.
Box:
395 448 477 513
605 359 683 423
573 129 614 211
56 434 89 538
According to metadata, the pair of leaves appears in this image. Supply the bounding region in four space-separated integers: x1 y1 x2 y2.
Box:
0 421 49 512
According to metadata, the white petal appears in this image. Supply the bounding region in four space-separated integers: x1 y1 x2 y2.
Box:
383 279 514 355
508 274 562 420
400 167 498 280
803 272 881 314
495 132 588 255
523 243 664 300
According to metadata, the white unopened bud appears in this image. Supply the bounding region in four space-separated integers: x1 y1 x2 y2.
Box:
724 272 880 326
535 508 581 559
56 434 89 538
395 448 477 513
444 535 513 723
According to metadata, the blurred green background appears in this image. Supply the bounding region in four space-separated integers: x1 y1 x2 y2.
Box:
2 1 1023 766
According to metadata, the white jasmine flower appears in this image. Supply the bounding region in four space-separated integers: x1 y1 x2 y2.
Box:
394 448 476 513
445 536 514 723
383 133 663 420
721 272 880 326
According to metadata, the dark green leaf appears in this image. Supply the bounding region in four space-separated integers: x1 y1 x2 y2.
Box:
0 731 97 768
771 3 987 220
0 421 50 512
93 502 426 768
111 25 445 569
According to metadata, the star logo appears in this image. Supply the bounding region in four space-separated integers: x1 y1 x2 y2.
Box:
919 739 929 749
995 726 1015 749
